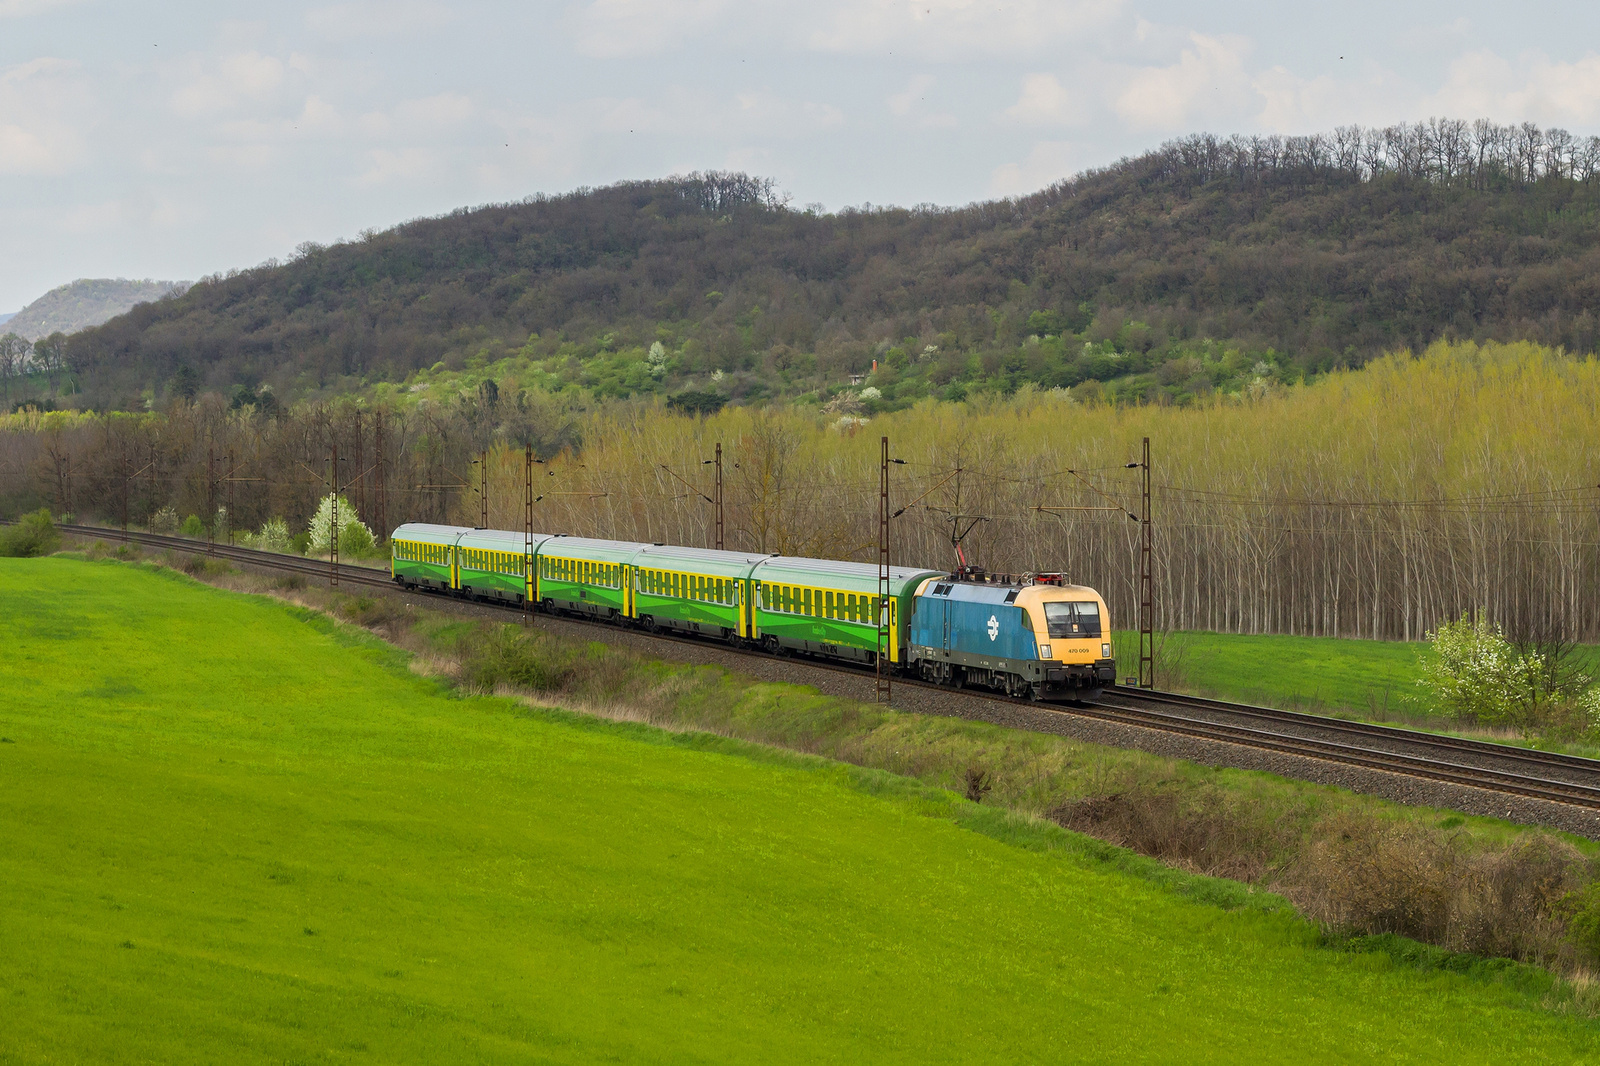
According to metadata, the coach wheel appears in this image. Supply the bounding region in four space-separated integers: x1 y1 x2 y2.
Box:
543 598 556 614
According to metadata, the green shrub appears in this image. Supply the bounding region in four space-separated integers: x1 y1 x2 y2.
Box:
180 514 206 538
338 520 376 558
1415 611 1596 738
307 494 375 556
1558 881 1600 964
243 517 293 553
337 595 410 632
0 509 61 557
458 626 568 693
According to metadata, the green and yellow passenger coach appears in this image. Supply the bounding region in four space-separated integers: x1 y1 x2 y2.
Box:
390 524 942 666
751 556 942 665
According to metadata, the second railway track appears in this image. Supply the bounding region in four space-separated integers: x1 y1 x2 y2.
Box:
56 521 1600 819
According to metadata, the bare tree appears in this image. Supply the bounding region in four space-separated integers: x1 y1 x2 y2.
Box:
0 333 28 407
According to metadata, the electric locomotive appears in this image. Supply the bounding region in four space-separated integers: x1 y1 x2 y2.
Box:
907 569 1117 700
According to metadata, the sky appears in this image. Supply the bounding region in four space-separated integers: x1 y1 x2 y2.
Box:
4 1 1600 312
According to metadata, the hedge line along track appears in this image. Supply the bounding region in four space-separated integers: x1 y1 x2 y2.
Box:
53 522 1600 812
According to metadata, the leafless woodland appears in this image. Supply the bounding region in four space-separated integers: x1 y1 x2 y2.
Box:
5 342 1596 642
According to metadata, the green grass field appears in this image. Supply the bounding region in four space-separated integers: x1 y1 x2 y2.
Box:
1114 629 1430 715
1114 629 1600 722
5 557 1600 1062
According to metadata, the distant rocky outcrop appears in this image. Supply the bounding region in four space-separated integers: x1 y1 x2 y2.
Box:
6 278 188 340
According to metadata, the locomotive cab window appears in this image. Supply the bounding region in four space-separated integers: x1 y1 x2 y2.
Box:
1044 601 1102 638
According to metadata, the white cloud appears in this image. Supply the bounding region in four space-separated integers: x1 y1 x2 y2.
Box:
885 75 956 127
989 140 1083 196
1424 49 1600 125
1005 73 1077 126
218 95 342 141
207 143 280 171
60 199 125 234
1249 65 1409 132
479 111 579 189
570 86 844 139
572 0 736 58
0 58 91 175
170 52 288 117
357 93 475 140
889 74 933 117
1114 32 1252 129
809 0 1123 59
395 92 475 128
306 1 454 40
355 147 436 188
0 0 78 16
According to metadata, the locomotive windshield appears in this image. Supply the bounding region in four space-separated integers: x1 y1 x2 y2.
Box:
1044 601 1101 638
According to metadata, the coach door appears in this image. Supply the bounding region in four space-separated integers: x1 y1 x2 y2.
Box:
622 565 634 617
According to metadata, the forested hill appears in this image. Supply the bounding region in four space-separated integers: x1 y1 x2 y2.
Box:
63 119 1600 410
10 278 187 341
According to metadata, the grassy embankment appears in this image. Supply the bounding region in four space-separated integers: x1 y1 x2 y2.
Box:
6 555 1600 1062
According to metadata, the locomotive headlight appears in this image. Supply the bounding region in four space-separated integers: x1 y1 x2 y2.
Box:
1101 642 1112 658
1039 644 1052 659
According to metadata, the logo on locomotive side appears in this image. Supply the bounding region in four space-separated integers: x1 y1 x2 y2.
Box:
987 614 999 641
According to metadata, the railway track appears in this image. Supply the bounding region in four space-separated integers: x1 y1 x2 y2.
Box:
52 521 1600 814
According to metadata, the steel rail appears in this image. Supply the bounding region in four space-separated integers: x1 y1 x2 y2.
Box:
46 520 1600 811
1102 686 1600 775
1080 698 1600 809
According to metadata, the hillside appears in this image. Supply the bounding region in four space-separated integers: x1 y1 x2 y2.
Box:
60 118 1600 410
7 555 1600 1060
7 278 186 341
